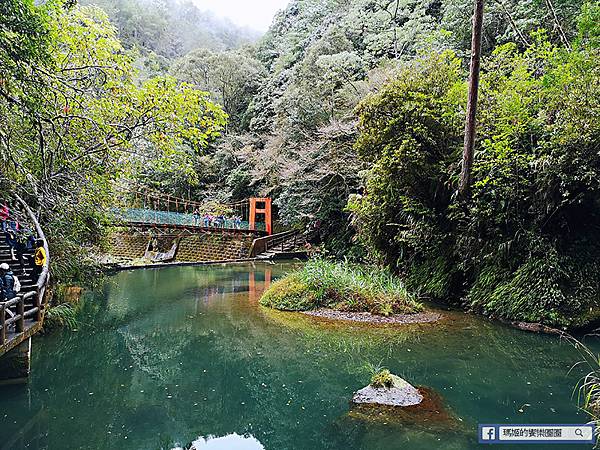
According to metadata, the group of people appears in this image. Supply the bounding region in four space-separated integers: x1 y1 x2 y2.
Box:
1 203 47 301
192 209 243 229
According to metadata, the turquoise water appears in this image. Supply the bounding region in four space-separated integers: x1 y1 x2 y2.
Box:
0 262 596 450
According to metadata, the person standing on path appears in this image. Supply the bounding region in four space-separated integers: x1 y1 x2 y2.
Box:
32 240 47 280
0 263 17 301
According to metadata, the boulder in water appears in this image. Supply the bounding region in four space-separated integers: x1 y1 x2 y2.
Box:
352 374 423 407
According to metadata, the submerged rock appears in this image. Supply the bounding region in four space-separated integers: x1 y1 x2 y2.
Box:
349 383 461 431
352 374 423 407
349 375 461 431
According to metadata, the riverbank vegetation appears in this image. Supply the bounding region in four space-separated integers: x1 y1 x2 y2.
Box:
349 25 600 328
568 336 600 430
260 259 422 315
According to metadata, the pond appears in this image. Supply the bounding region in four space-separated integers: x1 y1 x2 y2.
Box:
0 262 596 449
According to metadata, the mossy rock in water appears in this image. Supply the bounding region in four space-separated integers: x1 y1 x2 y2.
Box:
349 385 461 431
353 374 423 407
370 369 394 388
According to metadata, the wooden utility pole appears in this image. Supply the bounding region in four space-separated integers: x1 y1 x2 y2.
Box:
459 0 485 197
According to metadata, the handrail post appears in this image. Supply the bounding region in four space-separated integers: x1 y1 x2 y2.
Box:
35 288 42 322
16 296 24 333
0 304 5 345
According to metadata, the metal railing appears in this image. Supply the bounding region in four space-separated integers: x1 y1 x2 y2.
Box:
112 208 267 232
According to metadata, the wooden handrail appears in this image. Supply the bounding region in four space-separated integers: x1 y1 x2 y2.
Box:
249 229 300 257
0 194 51 355
0 303 5 345
0 291 39 344
15 194 50 289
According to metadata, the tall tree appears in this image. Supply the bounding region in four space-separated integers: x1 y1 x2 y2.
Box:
459 0 484 197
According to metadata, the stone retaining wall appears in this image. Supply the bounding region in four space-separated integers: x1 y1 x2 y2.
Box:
106 230 255 263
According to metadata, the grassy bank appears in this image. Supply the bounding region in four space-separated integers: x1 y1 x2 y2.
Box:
260 259 423 316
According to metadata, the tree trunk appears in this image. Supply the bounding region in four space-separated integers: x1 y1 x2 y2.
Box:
459 0 484 198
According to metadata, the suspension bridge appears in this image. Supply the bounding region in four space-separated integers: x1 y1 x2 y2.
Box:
106 187 307 264
112 187 273 234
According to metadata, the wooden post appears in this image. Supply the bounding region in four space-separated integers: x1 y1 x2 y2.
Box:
35 289 42 322
459 0 484 198
0 304 5 345
16 297 24 333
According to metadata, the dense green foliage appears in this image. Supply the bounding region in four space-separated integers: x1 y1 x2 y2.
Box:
349 16 600 327
43 303 79 332
260 258 422 315
171 47 266 130
3 0 598 328
90 0 589 259
571 336 600 429
161 0 587 253
1 1 226 281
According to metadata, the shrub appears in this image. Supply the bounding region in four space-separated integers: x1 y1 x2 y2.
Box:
259 273 316 311
43 303 78 332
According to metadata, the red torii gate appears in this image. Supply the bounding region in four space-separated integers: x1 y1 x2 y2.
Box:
249 197 272 235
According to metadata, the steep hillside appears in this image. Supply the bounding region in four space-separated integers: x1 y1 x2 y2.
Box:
80 0 261 58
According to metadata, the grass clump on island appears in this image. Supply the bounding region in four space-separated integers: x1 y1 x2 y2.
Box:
260 259 422 316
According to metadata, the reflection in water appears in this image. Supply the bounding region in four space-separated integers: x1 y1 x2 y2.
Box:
186 433 264 450
0 261 597 450
248 265 272 303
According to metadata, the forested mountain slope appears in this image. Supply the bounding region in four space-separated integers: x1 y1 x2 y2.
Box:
166 0 600 328
79 0 260 58
165 0 588 249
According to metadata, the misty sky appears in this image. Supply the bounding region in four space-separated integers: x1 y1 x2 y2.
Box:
193 0 290 31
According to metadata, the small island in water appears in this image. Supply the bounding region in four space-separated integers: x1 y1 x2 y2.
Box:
260 258 440 324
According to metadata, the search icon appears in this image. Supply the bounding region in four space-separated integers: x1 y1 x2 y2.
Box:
575 428 584 437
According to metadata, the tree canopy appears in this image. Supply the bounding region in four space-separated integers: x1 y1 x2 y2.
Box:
1 1 226 279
